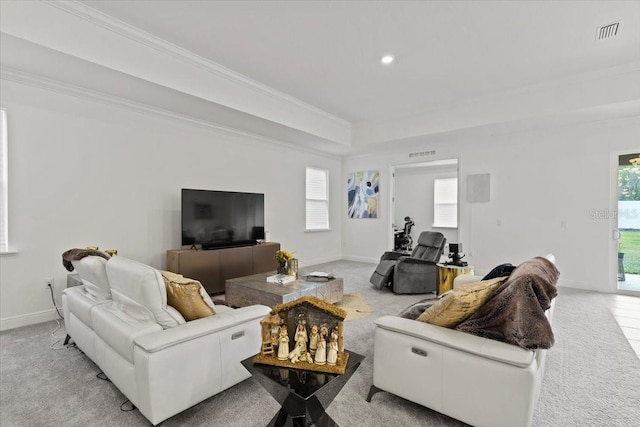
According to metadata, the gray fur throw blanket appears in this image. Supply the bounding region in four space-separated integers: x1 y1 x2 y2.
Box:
455 257 560 350
62 248 110 272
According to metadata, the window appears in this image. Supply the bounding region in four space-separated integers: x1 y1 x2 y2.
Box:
0 109 8 253
433 177 457 228
306 167 329 230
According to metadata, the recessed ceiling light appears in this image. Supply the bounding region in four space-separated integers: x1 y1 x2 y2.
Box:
381 55 394 65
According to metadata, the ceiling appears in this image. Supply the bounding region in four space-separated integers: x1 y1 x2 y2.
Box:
1 1 640 154
80 0 640 122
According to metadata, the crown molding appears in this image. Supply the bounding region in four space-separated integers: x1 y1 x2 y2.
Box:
353 61 640 146
47 1 350 129
0 66 342 160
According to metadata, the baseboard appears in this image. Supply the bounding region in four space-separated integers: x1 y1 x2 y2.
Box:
0 309 59 332
342 255 378 264
556 279 598 292
305 255 343 266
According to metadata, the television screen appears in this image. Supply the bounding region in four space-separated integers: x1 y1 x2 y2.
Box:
181 189 265 249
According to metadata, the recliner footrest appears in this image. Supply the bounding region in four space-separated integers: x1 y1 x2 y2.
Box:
370 260 396 289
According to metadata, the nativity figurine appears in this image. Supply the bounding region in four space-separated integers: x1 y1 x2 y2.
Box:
277 326 290 360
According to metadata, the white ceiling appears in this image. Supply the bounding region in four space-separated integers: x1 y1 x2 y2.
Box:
79 0 640 123
1 1 639 154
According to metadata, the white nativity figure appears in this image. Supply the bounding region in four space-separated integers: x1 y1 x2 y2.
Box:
288 340 306 364
314 338 327 365
327 333 338 366
309 325 319 356
277 327 290 361
294 322 308 349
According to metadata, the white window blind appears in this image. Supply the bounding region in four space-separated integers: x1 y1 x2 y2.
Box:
0 109 8 253
434 177 457 228
306 167 329 230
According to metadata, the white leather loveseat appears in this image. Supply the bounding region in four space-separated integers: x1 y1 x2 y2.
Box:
367 255 558 427
62 255 112 362
62 255 270 425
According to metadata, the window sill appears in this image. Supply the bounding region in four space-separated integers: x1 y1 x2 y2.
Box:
432 225 458 229
305 229 331 233
0 250 19 256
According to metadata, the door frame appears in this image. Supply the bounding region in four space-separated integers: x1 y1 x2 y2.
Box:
388 158 459 251
610 150 639 295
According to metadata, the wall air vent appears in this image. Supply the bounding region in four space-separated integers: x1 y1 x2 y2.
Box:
408 150 436 158
596 21 622 41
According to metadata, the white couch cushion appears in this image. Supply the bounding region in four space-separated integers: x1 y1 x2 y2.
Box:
106 257 185 328
92 303 163 364
64 286 108 329
71 256 111 301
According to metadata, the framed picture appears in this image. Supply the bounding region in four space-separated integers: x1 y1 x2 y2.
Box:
347 171 379 218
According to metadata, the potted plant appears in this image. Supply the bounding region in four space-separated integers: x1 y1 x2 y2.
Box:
274 249 294 275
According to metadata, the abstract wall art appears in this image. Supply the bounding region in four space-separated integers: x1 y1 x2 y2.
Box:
347 170 379 218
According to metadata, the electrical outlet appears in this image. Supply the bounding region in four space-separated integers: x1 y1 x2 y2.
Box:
45 278 54 289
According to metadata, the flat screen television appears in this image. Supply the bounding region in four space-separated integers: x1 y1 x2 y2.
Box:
181 189 265 249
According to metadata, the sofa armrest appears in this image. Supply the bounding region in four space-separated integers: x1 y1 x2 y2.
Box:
134 304 271 353
380 251 405 261
374 315 535 368
397 257 437 266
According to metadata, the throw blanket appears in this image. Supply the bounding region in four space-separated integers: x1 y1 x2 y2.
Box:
455 257 560 350
62 248 110 272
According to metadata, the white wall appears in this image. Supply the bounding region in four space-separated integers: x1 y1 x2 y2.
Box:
0 79 343 330
343 117 640 293
394 165 458 247
2 76 638 330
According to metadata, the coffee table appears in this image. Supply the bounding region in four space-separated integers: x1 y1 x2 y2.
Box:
225 271 344 308
241 350 364 426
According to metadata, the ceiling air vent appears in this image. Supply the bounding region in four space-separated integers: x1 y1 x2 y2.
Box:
408 150 436 158
596 21 622 41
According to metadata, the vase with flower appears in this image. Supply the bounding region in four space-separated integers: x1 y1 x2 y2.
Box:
274 249 294 275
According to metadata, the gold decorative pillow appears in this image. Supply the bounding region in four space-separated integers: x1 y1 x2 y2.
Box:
416 277 506 328
161 271 216 321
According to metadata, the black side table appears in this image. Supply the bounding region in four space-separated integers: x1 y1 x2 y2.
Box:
241 350 364 427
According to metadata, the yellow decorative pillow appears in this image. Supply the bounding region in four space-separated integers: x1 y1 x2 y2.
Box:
416 277 506 328
161 271 216 321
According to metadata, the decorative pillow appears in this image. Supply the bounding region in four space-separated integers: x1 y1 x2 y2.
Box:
161 271 216 321
398 298 439 320
481 263 516 280
416 277 506 328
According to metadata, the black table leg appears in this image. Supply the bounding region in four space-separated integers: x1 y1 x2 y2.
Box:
366 385 383 402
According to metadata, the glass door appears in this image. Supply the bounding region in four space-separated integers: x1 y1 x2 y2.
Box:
617 153 640 293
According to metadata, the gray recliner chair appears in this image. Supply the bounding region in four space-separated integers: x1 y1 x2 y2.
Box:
370 231 446 294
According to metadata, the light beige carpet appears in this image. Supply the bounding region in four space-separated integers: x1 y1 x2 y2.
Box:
335 293 373 320
1 261 639 426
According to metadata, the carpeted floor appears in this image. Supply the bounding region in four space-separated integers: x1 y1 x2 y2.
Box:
1 260 639 426
335 292 374 320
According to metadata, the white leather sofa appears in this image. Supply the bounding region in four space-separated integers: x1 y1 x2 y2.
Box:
62 255 112 362
62 255 270 425
367 255 557 427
